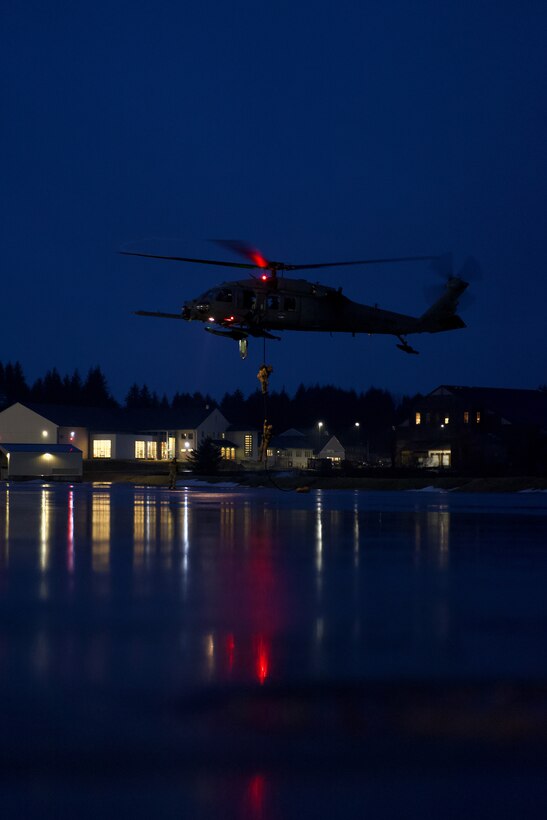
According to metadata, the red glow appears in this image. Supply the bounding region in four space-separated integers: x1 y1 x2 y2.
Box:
224 315 235 322
246 774 266 817
256 636 269 685
226 633 235 672
260 274 269 281
252 253 268 268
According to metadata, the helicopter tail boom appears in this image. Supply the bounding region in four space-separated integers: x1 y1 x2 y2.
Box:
418 276 468 333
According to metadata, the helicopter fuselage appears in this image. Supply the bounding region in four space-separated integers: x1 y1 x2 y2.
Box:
182 276 427 337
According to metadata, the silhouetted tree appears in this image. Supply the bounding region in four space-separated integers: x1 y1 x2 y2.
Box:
187 437 223 475
0 361 29 406
81 366 117 407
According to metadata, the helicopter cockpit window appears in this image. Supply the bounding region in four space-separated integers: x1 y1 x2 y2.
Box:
266 295 280 310
284 296 296 311
215 288 233 303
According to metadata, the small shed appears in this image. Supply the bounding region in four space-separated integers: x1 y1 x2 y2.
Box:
0 443 83 481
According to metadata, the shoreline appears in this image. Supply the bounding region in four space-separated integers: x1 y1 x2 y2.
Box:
81 471 547 493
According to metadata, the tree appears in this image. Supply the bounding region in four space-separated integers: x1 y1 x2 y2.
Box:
82 366 117 407
186 437 223 475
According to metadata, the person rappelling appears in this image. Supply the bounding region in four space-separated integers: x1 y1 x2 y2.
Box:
259 419 273 462
257 363 274 394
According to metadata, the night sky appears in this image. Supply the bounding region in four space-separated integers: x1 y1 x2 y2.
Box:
2 1 546 403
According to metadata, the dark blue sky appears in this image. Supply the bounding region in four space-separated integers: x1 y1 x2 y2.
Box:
2 0 546 402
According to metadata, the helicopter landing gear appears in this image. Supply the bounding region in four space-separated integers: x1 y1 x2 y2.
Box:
239 338 248 359
396 336 419 355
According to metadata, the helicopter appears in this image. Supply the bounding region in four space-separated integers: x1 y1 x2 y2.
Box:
123 240 472 359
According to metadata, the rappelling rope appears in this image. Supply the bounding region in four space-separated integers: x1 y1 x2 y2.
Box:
259 337 294 492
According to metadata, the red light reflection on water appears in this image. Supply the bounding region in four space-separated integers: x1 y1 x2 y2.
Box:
243 773 267 819
226 633 235 673
255 636 269 685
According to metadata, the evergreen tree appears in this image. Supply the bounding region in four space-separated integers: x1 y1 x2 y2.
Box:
82 366 117 407
125 383 141 408
186 437 223 475
42 368 64 403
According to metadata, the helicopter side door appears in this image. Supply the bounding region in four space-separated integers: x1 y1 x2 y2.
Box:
264 292 301 329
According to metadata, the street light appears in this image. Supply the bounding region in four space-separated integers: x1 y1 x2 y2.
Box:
316 421 324 456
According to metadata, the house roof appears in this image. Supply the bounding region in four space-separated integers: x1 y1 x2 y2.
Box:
270 432 318 451
0 443 82 454
19 403 220 433
434 386 547 428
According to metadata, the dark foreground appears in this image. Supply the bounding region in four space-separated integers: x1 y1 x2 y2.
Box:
1 482 547 818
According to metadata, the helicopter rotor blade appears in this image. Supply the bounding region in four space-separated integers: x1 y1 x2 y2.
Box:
211 239 271 269
119 250 258 270
284 255 440 271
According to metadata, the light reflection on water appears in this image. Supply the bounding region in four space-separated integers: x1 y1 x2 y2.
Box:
2 484 547 816
0 483 547 696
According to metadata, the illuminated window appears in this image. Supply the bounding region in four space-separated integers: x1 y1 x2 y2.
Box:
160 441 168 460
244 434 253 456
476 411 481 423
444 416 450 425
93 440 112 458
146 441 157 459
266 449 273 457
135 441 145 459
464 411 469 424
415 412 422 425
221 447 236 460
295 450 302 458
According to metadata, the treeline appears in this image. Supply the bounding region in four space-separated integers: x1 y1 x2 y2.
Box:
219 385 417 435
0 360 416 436
0 362 116 408
0 360 216 413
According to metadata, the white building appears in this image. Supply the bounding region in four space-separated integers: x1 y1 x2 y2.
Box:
0 402 257 465
0 443 83 480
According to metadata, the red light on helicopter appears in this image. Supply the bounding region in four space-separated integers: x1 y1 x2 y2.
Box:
252 253 268 268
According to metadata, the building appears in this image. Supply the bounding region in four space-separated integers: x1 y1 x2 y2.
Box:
396 385 547 472
266 428 345 469
0 402 258 465
0 443 83 480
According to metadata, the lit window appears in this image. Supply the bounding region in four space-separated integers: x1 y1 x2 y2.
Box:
135 441 145 459
476 411 481 423
444 416 450 425
221 447 236 460
160 442 168 460
244 434 253 456
464 411 469 424
93 440 112 458
415 412 422 425
146 441 157 459
295 450 302 458
266 449 273 457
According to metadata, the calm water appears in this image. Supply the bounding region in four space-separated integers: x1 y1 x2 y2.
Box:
1 482 547 818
